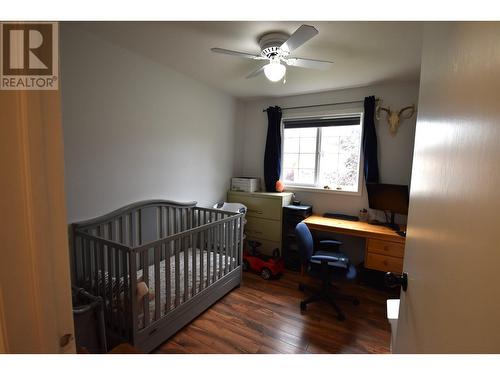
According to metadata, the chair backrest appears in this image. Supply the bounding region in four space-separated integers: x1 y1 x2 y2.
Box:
295 222 314 263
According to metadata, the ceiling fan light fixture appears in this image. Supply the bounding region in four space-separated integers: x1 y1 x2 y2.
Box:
264 59 286 82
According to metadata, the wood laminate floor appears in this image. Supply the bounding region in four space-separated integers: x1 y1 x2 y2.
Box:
155 271 393 354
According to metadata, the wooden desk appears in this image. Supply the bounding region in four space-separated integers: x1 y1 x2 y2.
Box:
303 215 406 273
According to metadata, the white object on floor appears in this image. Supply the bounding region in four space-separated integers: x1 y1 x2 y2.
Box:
387 299 400 352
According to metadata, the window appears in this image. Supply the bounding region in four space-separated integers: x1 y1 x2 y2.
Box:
282 115 363 193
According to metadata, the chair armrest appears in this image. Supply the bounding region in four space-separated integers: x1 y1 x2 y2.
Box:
319 239 343 252
311 254 349 264
319 239 342 247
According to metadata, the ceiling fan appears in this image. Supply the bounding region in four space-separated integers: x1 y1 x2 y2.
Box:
211 24 333 83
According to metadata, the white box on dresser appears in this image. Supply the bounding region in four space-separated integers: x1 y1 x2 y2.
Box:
230 177 260 193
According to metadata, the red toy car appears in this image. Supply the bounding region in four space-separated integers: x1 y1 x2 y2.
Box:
242 240 285 280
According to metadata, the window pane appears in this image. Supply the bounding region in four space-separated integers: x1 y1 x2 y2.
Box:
283 168 298 183
299 128 316 137
283 122 361 191
321 135 339 151
298 153 316 169
284 137 299 153
285 128 301 138
299 137 316 153
319 124 361 191
283 127 318 186
283 153 299 169
297 169 315 184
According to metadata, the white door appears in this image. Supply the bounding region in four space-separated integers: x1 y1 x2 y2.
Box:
0 87 75 352
394 22 500 353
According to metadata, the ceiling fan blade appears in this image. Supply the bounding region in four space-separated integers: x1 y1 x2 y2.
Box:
211 48 265 60
280 25 319 53
245 65 265 79
286 57 333 70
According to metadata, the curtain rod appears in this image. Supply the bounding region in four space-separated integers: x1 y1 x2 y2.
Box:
262 98 380 112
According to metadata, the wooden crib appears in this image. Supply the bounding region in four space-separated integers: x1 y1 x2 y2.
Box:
70 199 244 352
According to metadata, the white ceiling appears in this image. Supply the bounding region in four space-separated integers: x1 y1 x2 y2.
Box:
77 22 423 99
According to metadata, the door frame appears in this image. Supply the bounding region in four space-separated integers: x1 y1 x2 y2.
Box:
0 83 75 353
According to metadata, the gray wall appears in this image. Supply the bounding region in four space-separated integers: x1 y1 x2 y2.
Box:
235 81 419 264
61 25 238 222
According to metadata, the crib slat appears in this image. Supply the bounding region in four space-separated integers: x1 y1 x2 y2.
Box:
233 217 237 271
114 248 125 332
138 210 142 247
167 207 171 236
160 207 165 238
154 246 161 321
110 220 115 242
239 216 244 267
213 215 217 282
219 220 223 279
207 225 212 286
233 217 238 270
109 224 119 332
226 220 230 273
166 241 171 312
225 219 230 275
122 249 130 337
142 250 150 328
174 238 180 307
184 236 189 302
79 237 86 285
215 219 219 281
200 230 205 291
192 232 196 296
113 246 120 333
128 213 133 247
157 207 161 240
82 238 88 286
129 250 138 339
230 216 234 272
98 240 107 324
93 239 99 295
107 245 114 329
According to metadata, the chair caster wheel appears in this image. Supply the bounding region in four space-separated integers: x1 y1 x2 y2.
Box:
353 299 360 306
337 314 346 322
298 284 305 292
300 302 307 311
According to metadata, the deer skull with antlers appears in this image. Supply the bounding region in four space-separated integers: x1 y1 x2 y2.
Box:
376 104 415 135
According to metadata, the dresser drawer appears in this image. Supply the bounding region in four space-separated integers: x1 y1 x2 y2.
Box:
365 252 404 273
367 238 405 258
245 217 281 242
245 236 281 256
228 193 282 220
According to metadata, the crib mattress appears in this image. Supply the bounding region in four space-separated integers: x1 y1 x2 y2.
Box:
136 248 236 328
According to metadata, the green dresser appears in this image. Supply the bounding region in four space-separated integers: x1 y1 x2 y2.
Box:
227 191 293 255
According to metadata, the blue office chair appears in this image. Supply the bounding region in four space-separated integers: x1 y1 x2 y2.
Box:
295 222 359 321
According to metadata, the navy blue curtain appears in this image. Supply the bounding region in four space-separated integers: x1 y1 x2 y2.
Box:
264 106 282 192
362 96 380 183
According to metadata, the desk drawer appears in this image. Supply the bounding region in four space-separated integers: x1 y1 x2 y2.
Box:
228 194 282 220
367 238 405 258
365 252 403 273
245 217 281 242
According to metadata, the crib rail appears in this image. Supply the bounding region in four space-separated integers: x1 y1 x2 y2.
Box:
71 202 244 346
72 230 134 340
132 209 244 331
